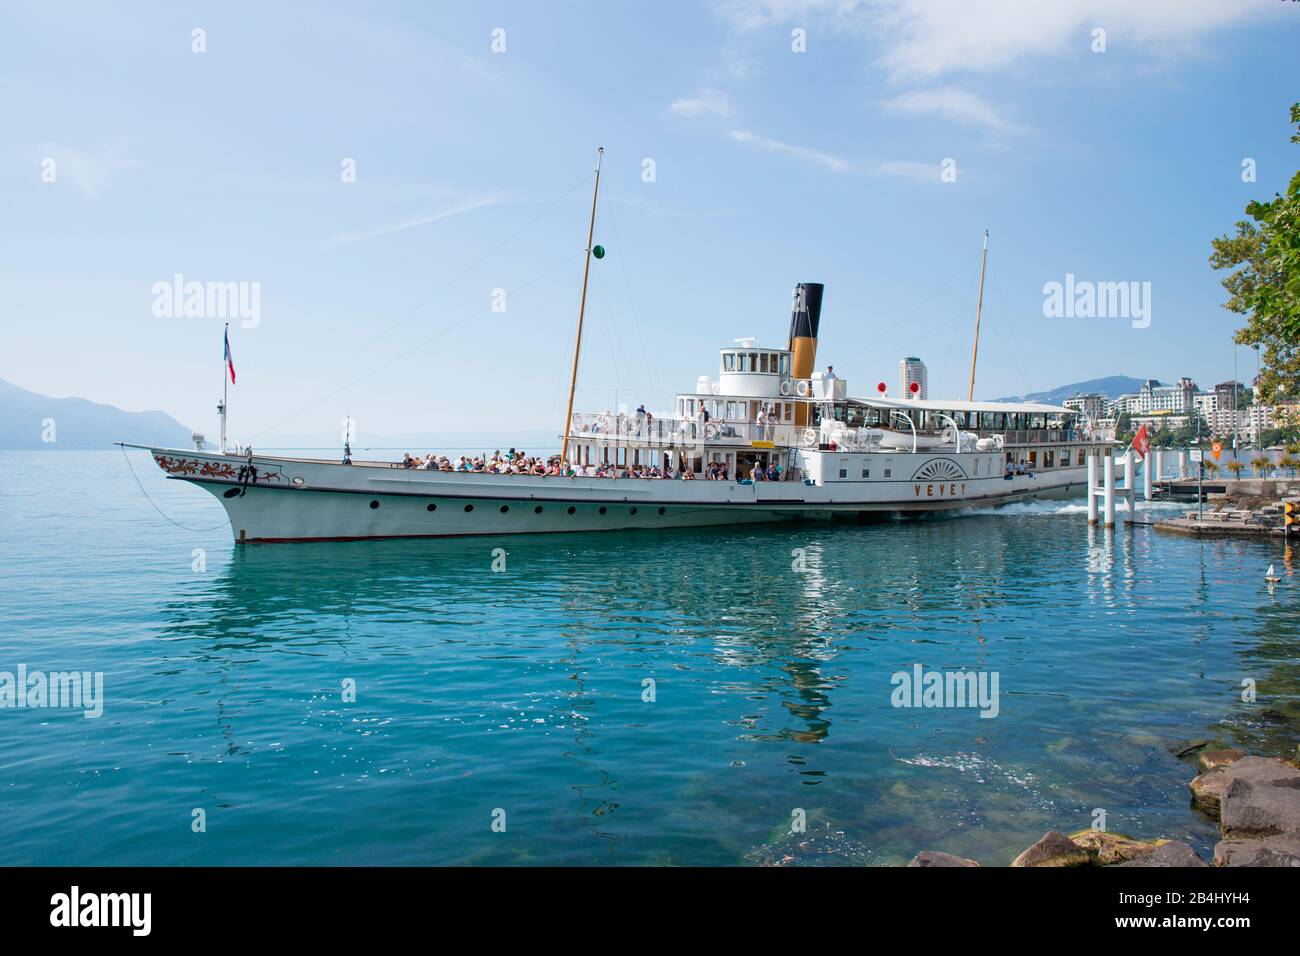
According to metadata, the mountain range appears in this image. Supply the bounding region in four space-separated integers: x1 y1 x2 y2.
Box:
0 377 194 450
994 375 1147 405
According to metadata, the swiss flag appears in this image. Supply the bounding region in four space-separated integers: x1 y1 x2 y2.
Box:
1130 424 1150 461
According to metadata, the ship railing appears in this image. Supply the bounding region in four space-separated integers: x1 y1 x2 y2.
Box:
569 413 802 448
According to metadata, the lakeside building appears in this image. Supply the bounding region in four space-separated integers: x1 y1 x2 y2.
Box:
1099 376 1296 445
1062 392 1107 422
899 357 927 400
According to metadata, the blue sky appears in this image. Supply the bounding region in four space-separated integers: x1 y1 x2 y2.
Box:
2 0 1298 442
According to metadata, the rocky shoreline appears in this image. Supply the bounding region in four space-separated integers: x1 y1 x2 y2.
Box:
909 745 1300 867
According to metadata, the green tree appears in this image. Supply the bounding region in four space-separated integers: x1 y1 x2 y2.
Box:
1210 103 1300 403
1252 454 1272 477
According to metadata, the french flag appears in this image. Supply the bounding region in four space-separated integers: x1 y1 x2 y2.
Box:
224 327 236 384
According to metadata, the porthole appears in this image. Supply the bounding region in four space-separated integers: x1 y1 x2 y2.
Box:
500 505 509 513
426 503 437 512
223 487 241 499
629 507 637 515
464 504 474 513
534 506 543 514
658 507 666 515
567 506 576 515
369 500 380 509
598 506 607 515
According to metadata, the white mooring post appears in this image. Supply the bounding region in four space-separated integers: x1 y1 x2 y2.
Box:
1177 449 1188 480
1103 454 1116 527
1144 451 1153 500
1154 450 1164 487
1122 450 1136 523
1087 454 1099 525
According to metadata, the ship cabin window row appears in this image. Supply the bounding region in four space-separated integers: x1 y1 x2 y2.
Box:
678 397 796 423
822 404 1074 433
721 351 792 376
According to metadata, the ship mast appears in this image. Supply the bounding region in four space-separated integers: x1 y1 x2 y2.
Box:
967 230 989 402
560 146 604 464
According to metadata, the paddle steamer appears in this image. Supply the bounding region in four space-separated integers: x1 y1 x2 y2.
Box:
126 150 1104 542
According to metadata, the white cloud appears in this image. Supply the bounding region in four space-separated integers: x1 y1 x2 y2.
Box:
728 129 851 172
37 143 136 197
884 87 1024 134
671 88 735 118
872 159 942 181
712 0 1273 80
331 195 503 242
728 130 944 182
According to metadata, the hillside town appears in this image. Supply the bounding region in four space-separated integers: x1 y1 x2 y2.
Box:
1062 378 1299 453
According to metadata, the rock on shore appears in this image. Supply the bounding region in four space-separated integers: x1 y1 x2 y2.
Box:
1187 753 1300 865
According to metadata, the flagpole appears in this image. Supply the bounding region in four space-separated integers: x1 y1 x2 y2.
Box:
221 322 229 455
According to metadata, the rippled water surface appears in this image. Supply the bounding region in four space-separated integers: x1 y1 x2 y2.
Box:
1 451 1297 866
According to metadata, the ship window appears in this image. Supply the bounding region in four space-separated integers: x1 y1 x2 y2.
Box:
630 507 637 515
567 506 576 514
426 503 437 512
1061 450 1071 467
749 352 758 371
974 459 980 475
658 507 666 515
838 468 847 479
723 353 735 371
534 505 543 513
465 504 474 512
780 354 790 375
884 468 892 478
500 504 509 513
369 500 379 509
861 468 869 478
599 506 607 515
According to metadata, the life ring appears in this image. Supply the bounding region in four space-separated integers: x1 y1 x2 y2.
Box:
795 380 811 397
802 428 818 447
703 423 719 440
779 380 793 396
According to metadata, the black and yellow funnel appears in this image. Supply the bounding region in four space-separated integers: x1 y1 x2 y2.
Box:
788 283 824 425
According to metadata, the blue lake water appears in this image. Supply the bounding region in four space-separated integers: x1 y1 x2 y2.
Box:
1 450 1297 866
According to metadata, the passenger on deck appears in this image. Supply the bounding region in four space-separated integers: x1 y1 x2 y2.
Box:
750 462 764 482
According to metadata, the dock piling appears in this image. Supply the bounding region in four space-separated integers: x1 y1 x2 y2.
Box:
1087 455 1098 525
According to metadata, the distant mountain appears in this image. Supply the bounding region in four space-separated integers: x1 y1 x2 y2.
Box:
996 375 1146 405
0 377 194 450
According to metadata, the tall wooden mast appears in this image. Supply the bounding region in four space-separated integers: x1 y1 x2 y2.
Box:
560 146 604 464
967 229 989 402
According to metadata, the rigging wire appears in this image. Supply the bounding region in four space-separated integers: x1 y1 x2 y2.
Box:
837 248 984 378
349 171 590 356
248 249 585 441
120 446 230 532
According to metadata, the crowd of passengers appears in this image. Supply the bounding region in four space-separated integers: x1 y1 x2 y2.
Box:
399 449 784 481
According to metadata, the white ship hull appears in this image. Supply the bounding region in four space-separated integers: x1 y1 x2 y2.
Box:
143 447 1087 543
